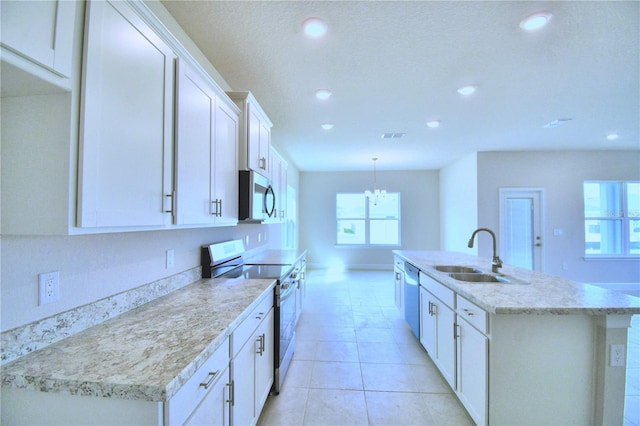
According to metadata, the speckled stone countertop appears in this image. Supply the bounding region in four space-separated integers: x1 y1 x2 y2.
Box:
394 250 640 315
1 278 276 402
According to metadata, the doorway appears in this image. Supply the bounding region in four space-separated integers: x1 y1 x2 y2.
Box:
499 188 544 271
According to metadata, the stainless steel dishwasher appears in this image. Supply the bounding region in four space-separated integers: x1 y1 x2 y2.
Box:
404 262 420 338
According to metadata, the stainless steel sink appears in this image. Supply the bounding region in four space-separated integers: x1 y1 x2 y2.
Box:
434 265 482 273
449 272 510 283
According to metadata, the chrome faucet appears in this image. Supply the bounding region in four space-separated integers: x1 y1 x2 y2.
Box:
468 228 503 273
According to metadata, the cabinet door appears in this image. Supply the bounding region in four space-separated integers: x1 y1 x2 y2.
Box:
175 60 215 225
255 309 275 413
395 267 404 311
0 0 76 77
420 288 455 389
259 121 271 177
456 317 488 426
247 105 263 173
78 0 175 227
213 98 239 225
232 334 258 426
185 368 230 426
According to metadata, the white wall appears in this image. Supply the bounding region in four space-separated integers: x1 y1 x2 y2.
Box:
299 170 439 269
440 153 478 253
476 150 640 283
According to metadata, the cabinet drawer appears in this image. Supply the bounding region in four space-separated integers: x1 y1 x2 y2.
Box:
420 272 454 309
232 290 273 358
457 296 488 334
167 336 230 425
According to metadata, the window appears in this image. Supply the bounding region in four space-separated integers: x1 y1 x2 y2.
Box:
336 192 400 246
583 181 640 256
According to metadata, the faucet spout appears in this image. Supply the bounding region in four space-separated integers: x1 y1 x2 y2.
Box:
468 228 503 273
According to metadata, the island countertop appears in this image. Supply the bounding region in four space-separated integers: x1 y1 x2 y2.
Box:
394 250 640 315
1 278 276 402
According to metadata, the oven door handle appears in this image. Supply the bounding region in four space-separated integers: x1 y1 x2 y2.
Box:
278 280 297 306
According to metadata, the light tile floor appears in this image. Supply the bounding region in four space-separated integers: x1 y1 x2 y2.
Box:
258 270 472 426
258 269 639 426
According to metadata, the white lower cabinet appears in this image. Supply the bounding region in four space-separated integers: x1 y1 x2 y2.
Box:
231 293 275 426
166 337 230 425
419 272 489 426
419 285 455 389
394 256 405 314
456 314 488 426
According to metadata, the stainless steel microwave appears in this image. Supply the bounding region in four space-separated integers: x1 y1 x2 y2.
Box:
239 170 276 221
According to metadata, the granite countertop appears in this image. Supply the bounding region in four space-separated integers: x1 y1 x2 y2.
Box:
394 250 640 315
1 278 276 402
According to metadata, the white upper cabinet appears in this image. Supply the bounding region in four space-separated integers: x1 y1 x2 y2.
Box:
213 96 240 226
227 91 273 179
0 0 77 81
78 0 176 228
270 148 288 222
175 60 239 226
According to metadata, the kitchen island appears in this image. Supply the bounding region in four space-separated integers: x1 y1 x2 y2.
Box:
394 250 639 426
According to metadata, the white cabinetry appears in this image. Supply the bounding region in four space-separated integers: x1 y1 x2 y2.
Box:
419 272 488 426
227 91 273 179
175 60 239 226
270 148 288 222
231 292 275 426
1 1 84 236
455 297 488 426
166 337 230 425
393 256 405 314
78 0 176 228
0 0 77 82
419 277 455 389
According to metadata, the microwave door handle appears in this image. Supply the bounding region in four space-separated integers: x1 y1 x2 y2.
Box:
265 185 276 218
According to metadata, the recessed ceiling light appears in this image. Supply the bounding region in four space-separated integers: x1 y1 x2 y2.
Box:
315 89 332 100
426 120 441 128
457 85 477 96
303 18 327 38
543 118 572 128
321 124 334 130
606 133 620 140
520 12 552 31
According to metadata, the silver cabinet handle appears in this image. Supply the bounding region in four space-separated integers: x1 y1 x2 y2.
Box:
226 380 235 406
259 157 267 170
164 192 175 213
199 370 220 389
256 333 266 356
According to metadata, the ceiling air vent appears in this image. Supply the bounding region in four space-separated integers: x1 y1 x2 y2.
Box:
381 132 405 139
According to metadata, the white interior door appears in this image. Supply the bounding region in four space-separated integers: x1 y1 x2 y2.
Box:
499 188 544 271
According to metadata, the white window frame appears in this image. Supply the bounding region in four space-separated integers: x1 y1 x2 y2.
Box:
336 192 401 247
583 180 640 259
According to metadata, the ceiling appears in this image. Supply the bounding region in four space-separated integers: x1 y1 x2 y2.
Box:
161 1 639 172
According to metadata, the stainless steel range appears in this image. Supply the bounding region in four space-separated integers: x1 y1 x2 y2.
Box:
201 240 298 394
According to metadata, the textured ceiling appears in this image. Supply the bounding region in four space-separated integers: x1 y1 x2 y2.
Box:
161 0 640 171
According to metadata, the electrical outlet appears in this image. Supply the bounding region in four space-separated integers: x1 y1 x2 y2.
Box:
39 271 60 305
610 344 626 367
166 249 175 269
245 235 249 247
258 232 262 243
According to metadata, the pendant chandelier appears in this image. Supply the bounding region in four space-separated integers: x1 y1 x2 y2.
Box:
364 157 386 205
